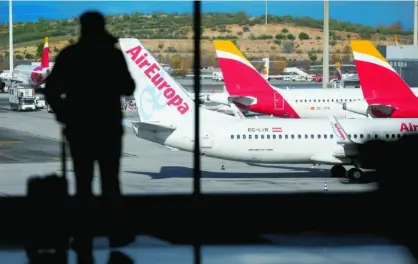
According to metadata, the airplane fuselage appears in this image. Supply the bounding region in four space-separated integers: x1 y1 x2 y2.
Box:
137 117 418 166
206 88 418 119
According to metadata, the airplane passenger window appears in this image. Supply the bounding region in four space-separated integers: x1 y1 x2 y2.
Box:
255 135 258 139
261 135 264 139
324 134 327 139
279 135 282 139
374 134 379 139
298 134 301 139
272 135 276 139
267 135 270 139
291 135 294 139
305 135 308 139
330 134 334 139
243 135 246 139
318 134 321 139
349 99 352 102
331 99 334 102
231 135 234 139
397 134 401 138
392 134 395 138
367 134 371 139
385 134 389 139
354 134 357 139
360 134 364 139
313 99 316 102
348 134 351 138
296 100 298 102
237 135 240 139
285 135 288 139
311 134 314 139
249 135 252 139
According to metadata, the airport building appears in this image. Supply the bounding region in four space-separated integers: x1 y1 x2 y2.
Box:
377 45 418 87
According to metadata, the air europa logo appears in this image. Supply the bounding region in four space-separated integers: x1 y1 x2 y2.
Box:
125 45 190 115
400 122 418 132
333 122 346 140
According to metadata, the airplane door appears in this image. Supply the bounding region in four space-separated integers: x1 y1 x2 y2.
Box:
274 91 284 110
202 134 212 149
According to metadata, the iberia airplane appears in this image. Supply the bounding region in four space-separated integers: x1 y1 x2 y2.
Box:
119 38 418 181
203 40 418 119
348 40 418 118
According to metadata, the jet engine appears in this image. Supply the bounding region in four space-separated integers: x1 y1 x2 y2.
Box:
342 100 369 116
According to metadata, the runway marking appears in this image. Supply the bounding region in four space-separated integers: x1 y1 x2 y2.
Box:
0 141 23 146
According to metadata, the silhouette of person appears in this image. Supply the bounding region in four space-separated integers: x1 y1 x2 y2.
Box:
44 11 135 200
43 10 135 252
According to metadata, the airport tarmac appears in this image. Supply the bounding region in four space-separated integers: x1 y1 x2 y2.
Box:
0 94 376 195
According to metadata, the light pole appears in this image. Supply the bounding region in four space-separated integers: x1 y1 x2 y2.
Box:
414 0 418 45
322 0 329 89
265 0 268 24
9 0 13 74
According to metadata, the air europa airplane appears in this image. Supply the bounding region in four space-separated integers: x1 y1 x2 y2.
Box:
348 40 418 118
119 38 418 181
204 40 418 119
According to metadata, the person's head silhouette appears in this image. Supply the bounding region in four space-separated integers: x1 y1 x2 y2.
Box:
79 11 117 43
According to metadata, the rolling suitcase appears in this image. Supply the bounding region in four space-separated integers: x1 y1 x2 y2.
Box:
25 127 69 261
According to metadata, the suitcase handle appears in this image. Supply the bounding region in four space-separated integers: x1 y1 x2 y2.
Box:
61 127 66 179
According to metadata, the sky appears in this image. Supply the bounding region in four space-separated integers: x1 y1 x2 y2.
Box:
0 1 414 29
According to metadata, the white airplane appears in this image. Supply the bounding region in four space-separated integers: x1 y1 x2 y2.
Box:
202 40 418 119
119 38 418 181
1 37 51 91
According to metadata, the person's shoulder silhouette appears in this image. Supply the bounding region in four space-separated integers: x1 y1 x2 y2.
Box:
44 11 135 126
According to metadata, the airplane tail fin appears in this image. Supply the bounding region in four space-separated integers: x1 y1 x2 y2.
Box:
41 37 49 68
351 40 415 101
214 40 274 96
336 61 342 81
119 38 195 127
261 58 270 81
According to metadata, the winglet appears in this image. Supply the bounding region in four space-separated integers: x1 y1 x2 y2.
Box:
329 115 353 144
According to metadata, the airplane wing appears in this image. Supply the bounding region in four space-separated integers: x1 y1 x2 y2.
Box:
329 115 354 144
228 96 256 106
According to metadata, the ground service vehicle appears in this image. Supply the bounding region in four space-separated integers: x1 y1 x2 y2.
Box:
9 84 36 111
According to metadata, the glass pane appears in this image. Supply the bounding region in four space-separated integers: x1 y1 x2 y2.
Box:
0 1 196 196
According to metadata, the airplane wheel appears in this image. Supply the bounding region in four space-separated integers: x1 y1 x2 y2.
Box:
330 165 346 178
347 168 364 182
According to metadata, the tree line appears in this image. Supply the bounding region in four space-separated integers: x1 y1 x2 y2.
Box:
0 12 411 48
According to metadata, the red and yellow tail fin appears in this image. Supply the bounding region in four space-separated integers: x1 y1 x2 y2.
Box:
213 40 272 95
41 37 49 68
351 40 414 100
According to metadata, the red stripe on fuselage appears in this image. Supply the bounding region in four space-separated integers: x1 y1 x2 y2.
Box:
218 57 300 118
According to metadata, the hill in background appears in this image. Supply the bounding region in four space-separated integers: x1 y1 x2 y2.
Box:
0 12 412 73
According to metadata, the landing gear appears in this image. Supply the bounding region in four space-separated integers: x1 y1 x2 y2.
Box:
330 165 346 178
347 167 364 182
